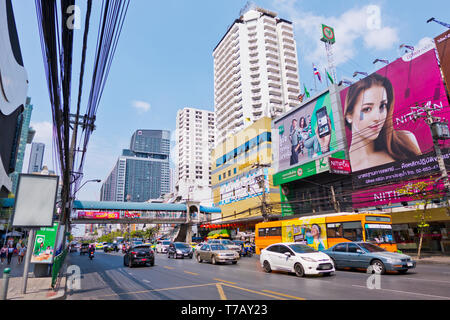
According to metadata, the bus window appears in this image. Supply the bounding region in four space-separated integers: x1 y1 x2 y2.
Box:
268 227 281 237
258 228 268 237
342 221 363 241
326 223 343 238
365 224 394 244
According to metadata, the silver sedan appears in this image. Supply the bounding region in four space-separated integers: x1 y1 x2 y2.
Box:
195 244 240 265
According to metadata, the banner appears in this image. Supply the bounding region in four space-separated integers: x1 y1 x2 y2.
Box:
340 48 450 183
31 222 59 264
77 211 120 219
435 30 450 89
329 158 351 174
275 92 339 172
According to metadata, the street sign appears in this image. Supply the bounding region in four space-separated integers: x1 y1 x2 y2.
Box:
321 24 335 44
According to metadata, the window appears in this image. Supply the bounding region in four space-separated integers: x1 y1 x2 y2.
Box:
258 228 269 237
327 223 343 238
228 170 231 176
266 245 280 252
268 227 282 237
333 243 347 252
278 245 294 255
347 243 360 253
219 175 221 181
342 221 363 241
234 168 237 174
201 245 210 251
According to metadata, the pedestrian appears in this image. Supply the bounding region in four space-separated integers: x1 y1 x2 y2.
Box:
7 244 14 265
18 245 26 264
16 240 23 264
0 244 7 264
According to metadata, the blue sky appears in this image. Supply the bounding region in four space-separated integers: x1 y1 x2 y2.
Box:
11 0 450 201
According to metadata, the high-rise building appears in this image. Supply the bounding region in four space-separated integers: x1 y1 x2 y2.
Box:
28 142 45 174
213 7 301 145
101 130 171 202
175 108 215 205
10 97 35 193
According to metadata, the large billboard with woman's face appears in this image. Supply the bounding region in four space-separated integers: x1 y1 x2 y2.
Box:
276 92 342 172
340 47 450 187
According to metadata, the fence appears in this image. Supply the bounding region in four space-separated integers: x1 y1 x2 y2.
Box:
51 249 68 289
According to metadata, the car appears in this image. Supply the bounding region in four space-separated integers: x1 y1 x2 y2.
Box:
69 242 78 253
95 242 107 250
103 243 118 252
195 243 240 265
79 243 90 255
167 242 194 259
123 244 155 268
207 239 241 253
323 242 416 274
260 243 335 277
156 240 171 253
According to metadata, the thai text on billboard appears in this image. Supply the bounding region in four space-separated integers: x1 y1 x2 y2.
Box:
340 48 450 185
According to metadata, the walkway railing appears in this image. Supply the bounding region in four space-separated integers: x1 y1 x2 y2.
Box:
51 249 68 289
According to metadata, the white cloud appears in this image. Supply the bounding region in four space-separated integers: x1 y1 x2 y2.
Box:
274 1 399 70
131 100 151 113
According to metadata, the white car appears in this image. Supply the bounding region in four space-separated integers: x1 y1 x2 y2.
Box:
260 243 335 277
156 240 171 253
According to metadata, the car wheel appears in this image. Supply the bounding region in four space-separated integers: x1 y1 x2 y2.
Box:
212 256 217 265
322 272 333 277
123 257 127 266
294 263 305 277
150 259 155 267
331 258 338 270
128 259 133 268
263 260 272 273
232 261 237 265
197 255 202 263
370 259 386 275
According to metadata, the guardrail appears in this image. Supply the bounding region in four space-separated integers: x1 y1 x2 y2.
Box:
51 249 68 289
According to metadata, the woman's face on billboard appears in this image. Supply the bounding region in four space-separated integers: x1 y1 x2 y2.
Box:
347 85 388 142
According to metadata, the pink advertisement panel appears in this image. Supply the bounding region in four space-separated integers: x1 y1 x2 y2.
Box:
77 211 120 219
352 176 446 209
340 48 450 187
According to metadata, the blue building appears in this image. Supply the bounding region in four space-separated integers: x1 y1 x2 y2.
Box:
101 130 171 202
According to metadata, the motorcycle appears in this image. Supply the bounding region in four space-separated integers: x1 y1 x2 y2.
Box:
89 251 94 260
240 244 253 257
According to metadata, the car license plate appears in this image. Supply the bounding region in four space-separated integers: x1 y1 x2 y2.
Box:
407 262 413 267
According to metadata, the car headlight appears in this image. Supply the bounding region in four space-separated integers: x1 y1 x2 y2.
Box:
300 257 317 262
176 250 182 254
386 258 402 264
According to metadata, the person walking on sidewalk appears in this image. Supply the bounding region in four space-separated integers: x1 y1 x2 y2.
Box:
7 244 14 265
18 245 26 264
0 244 7 264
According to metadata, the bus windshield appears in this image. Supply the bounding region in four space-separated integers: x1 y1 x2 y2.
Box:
365 224 394 244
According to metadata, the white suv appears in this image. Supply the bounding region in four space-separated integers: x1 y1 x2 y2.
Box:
156 240 171 253
260 243 335 277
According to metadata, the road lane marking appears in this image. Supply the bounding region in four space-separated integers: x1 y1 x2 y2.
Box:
401 277 450 284
163 266 175 270
143 280 150 283
213 278 237 285
352 285 450 300
219 283 287 300
216 284 227 300
184 271 199 276
262 290 305 300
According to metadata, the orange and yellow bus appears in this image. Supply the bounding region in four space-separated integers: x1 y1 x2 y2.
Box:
255 212 397 254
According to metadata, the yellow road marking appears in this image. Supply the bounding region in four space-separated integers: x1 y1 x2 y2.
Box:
184 271 199 276
216 283 227 300
163 266 175 270
213 278 237 285
219 283 287 300
262 289 305 300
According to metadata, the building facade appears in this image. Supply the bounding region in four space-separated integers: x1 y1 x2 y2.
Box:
101 130 171 202
213 7 301 146
175 108 215 205
27 142 45 174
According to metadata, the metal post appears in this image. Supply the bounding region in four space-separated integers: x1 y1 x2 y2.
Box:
1 268 11 300
22 229 36 294
330 185 340 212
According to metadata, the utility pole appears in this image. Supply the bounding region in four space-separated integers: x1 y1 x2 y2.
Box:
252 162 271 222
412 103 450 214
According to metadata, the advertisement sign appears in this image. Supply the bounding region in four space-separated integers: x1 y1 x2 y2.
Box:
282 217 328 251
340 48 450 183
329 157 351 174
77 211 120 219
352 176 445 209
321 24 335 44
276 92 339 172
31 222 59 264
219 169 269 205
435 30 450 89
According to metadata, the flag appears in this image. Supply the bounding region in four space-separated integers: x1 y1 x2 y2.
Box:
303 84 310 98
313 64 322 82
326 70 334 84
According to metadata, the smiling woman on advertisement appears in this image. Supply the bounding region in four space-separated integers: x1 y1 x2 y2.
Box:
344 73 421 172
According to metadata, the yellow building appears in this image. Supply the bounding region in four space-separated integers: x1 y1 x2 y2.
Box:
211 117 281 229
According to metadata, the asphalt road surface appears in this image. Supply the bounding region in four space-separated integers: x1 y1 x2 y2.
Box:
65 250 450 300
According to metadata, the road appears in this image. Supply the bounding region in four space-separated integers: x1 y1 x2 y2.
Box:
66 250 450 300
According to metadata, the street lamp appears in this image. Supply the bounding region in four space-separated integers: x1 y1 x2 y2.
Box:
353 71 368 80
338 79 353 86
73 179 101 198
373 59 389 65
427 17 450 29
399 44 415 52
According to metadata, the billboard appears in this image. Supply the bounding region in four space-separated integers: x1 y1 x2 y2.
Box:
340 48 450 187
282 217 328 251
31 222 59 264
435 30 450 90
276 92 340 172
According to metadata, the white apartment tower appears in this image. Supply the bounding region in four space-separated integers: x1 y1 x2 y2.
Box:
175 108 215 205
213 7 301 145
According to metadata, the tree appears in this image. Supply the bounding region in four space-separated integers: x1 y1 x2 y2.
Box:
396 179 440 259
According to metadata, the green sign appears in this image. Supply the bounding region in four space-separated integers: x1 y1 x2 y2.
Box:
321 24 335 44
31 222 59 264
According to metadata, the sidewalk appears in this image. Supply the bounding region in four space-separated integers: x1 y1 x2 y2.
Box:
408 253 450 265
1 255 66 300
